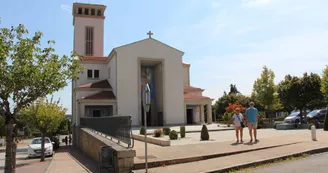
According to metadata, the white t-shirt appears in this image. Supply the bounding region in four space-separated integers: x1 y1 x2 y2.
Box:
232 114 243 127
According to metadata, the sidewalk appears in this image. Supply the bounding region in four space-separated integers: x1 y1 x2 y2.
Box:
134 132 328 173
46 146 99 173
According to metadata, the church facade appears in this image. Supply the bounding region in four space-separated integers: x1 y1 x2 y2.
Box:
71 3 213 127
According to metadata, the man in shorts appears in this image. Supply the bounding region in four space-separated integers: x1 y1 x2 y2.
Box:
245 102 259 142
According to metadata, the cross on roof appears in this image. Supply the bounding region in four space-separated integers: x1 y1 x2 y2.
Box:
147 31 153 38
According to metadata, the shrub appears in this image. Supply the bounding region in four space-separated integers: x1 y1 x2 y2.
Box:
180 126 186 138
324 112 328 131
163 127 171 135
140 126 146 135
201 125 209 140
169 130 178 140
308 123 317 130
153 129 162 138
273 122 281 129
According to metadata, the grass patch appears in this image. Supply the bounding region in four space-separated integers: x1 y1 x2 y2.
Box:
226 153 310 173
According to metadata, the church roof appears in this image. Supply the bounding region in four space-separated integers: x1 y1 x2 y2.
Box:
184 85 204 91
184 93 212 100
78 80 112 89
112 38 184 55
83 91 116 100
81 56 109 62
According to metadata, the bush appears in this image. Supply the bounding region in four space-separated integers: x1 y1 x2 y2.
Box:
273 122 281 129
163 127 171 135
201 125 209 140
31 131 41 137
169 130 178 140
324 112 328 131
153 129 162 138
180 126 186 138
308 123 315 130
140 126 146 135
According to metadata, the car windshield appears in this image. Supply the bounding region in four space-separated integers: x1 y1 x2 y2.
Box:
307 110 319 116
31 138 51 144
288 112 299 117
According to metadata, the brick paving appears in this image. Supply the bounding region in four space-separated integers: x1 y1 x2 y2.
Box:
133 131 328 173
46 146 99 173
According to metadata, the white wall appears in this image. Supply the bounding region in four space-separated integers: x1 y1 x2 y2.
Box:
183 65 190 86
115 39 185 126
76 63 107 86
74 17 104 56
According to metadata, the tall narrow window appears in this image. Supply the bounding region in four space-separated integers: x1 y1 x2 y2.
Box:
78 8 82 14
85 27 94 56
94 70 99 78
84 8 89 15
91 9 95 15
87 69 93 78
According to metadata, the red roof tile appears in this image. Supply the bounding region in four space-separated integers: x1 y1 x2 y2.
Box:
79 80 112 89
184 85 203 91
83 91 116 100
82 56 108 61
184 93 212 100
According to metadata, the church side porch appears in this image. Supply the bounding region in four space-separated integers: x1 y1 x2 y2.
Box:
184 86 214 125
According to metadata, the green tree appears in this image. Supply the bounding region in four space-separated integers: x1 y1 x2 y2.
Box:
252 66 275 121
302 72 324 110
277 75 297 113
0 25 83 172
21 98 66 161
56 118 70 135
321 65 328 131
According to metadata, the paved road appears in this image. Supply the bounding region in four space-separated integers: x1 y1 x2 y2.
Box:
243 152 328 173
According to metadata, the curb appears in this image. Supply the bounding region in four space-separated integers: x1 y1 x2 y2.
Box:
133 142 301 170
206 146 328 173
44 151 56 173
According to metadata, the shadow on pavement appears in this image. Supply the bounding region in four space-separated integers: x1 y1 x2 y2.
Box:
56 145 100 173
0 162 30 171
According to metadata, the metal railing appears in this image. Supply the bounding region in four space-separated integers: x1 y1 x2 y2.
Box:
80 115 134 148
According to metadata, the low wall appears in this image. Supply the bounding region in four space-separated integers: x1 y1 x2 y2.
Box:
132 134 170 146
79 128 136 173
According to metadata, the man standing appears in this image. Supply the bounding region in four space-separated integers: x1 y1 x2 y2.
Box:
245 102 259 142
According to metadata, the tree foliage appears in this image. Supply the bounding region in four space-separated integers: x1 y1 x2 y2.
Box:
321 65 328 131
0 24 83 172
21 98 66 161
278 72 324 123
252 66 275 110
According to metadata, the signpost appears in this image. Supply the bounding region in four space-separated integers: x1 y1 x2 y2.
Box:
142 83 151 173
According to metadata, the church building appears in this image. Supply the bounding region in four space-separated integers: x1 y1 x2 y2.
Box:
71 3 214 127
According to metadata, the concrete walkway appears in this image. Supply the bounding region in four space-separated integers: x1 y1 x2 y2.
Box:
133 132 328 173
46 146 99 173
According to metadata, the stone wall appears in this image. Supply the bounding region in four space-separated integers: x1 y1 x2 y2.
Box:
79 128 136 173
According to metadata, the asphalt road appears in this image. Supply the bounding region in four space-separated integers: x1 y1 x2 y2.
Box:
243 152 328 173
0 147 30 171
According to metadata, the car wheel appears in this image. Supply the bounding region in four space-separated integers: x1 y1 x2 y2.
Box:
295 119 300 124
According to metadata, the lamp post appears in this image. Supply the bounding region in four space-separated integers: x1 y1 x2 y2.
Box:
142 83 151 173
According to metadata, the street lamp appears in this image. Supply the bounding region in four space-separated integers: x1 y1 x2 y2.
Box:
142 83 151 173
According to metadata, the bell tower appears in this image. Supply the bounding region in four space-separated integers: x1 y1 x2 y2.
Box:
72 3 106 57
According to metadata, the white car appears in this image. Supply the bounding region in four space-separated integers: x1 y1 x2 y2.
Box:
27 137 54 158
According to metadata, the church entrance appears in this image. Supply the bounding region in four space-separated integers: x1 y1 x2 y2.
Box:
187 108 193 124
140 60 164 126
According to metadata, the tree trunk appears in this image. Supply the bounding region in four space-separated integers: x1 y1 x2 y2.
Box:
4 121 16 173
41 133 45 162
300 108 303 124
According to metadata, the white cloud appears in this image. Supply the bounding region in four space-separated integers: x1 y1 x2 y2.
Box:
242 0 274 7
200 29 328 101
60 5 71 13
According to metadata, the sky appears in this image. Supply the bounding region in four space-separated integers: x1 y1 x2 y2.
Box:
1 0 328 114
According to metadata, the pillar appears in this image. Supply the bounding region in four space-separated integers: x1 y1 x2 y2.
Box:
184 103 187 124
207 103 212 124
200 104 205 124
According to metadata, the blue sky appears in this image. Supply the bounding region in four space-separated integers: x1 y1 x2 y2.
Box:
1 0 328 114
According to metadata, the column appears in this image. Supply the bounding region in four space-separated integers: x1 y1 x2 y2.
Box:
200 104 205 124
207 103 212 124
184 103 187 124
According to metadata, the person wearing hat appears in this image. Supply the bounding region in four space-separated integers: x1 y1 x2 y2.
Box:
245 102 259 142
